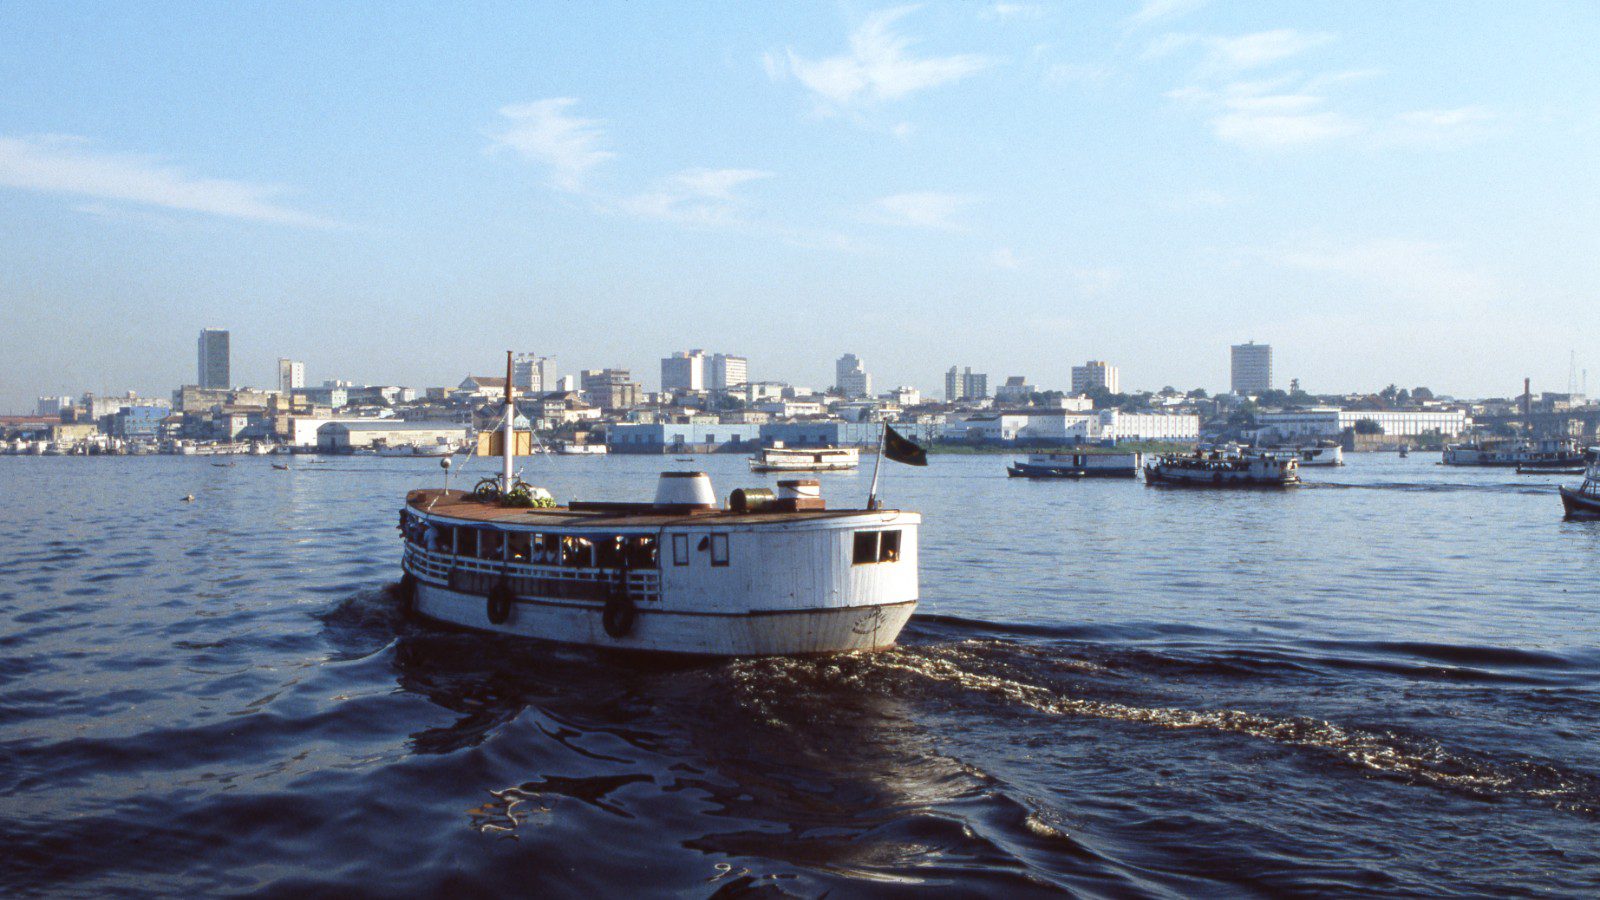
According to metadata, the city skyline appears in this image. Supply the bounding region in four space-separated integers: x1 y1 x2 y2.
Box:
3 3 1597 411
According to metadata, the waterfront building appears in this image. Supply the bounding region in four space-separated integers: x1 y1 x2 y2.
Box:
662 350 707 393
512 354 558 393
1070 360 1120 395
581 368 642 410
890 386 921 407
317 420 470 453
836 354 871 399
198 328 230 390
277 359 305 393
299 386 349 409
947 409 1200 444
109 405 170 439
994 376 1035 404
945 366 989 402
1231 342 1272 395
1256 407 1469 440
709 353 748 392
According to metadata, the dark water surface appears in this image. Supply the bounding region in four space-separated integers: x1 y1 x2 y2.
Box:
3 453 1598 896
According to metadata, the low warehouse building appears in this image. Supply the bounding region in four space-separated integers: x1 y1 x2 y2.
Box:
317 420 470 452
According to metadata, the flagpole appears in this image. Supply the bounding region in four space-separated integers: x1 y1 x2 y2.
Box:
866 419 887 510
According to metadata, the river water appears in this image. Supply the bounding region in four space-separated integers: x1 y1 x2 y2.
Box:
2 453 1598 896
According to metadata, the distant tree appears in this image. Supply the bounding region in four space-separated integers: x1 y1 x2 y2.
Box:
1256 388 1290 407
1187 387 1209 399
1379 384 1400 405
1354 419 1384 435
1288 389 1315 405
1412 386 1435 402
1160 385 1178 395
1394 388 1411 406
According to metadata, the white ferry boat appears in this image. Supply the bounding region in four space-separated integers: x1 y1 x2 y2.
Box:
749 444 860 473
1268 444 1344 467
1145 452 1300 487
555 441 608 456
396 354 923 656
1007 451 1141 479
398 472 919 656
1442 437 1584 468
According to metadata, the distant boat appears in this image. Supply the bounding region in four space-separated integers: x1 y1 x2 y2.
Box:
1266 444 1344 467
555 442 608 456
1443 437 1584 468
749 445 860 473
1007 451 1141 479
1519 464 1586 475
1145 452 1300 487
272 463 290 471
1398 445 1410 458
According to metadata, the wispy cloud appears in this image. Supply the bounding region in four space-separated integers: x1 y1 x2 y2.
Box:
1280 239 1498 311
0 134 334 227
616 168 773 225
766 7 994 112
983 3 1044 22
486 98 614 192
989 247 1022 269
1166 80 1358 148
1145 28 1332 74
869 191 974 230
1126 0 1206 30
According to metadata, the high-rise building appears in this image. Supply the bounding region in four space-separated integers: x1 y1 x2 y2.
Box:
277 358 305 393
1231 342 1273 395
944 366 989 402
1070 360 1120 395
661 350 707 392
836 354 871 399
198 328 230 390
513 354 558 394
709 353 748 392
581 368 642 410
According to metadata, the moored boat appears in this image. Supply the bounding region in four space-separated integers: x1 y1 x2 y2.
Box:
1267 444 1344 467
1442 437 1583 468
556 441 608 455
1145 452 1300 487
1007 451 1141 479
749 444 860 473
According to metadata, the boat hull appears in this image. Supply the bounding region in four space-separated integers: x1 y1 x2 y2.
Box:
1560 486 1600 518
409 580 916 656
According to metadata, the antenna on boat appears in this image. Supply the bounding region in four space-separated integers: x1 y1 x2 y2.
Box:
502 350 515 493
865 418 888 510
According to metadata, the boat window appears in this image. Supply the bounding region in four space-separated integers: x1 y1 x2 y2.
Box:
507 532 532 562
672 533 689 566
596 535 626 570
626 536 658 568
853 531 879 565
710 533 729 567
479 529 504 561
879 530 902 563
531 533 554 564
561 536 594 568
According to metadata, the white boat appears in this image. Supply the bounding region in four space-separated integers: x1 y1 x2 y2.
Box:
1007 451 1141 478
398 469 919 656
556 442 608 456
377 443 457 458
1267 445 1344 467
1145 452 1300 487
749 445 860 473
1442 437 1584 468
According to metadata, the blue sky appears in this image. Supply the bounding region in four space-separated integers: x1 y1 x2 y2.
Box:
2 1 1597 411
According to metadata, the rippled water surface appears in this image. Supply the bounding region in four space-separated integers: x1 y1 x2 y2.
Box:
3 453 1599 896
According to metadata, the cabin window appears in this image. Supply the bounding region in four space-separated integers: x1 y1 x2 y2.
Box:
626 536 659 568
879 530 902 563
709 533 729 567
672 533 690 566
561 536 594 568
479 529 504 561
596 535 626 570
507 532 532 562
853 531 879 565
853 530 903 565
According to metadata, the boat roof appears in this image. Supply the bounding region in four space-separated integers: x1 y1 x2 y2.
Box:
406 489 905 528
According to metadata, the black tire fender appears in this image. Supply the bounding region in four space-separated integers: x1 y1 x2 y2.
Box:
487 580 514 625
398 572 417 614
602 592 636 638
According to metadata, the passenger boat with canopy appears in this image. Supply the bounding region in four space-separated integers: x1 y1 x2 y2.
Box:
396 354 924 656
748 444 860 473
1145 451 1300 487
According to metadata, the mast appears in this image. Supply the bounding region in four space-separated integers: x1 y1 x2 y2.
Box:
502 350 515 492
866 418 888 510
